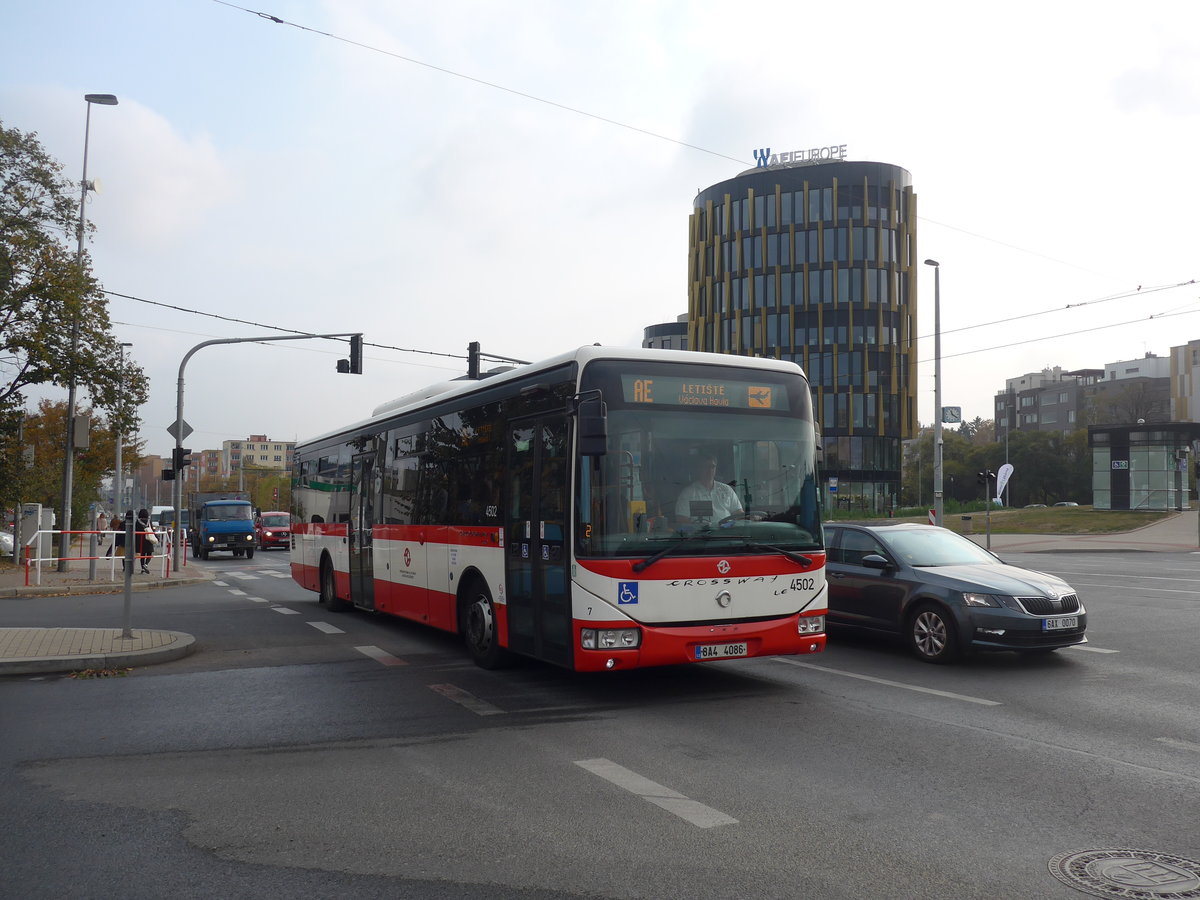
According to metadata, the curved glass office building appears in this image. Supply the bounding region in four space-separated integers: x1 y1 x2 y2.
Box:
687 159 918 512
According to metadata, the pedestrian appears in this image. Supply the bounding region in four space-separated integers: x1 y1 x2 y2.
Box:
135 508 153 574
107 512 126 558
96 511 109 555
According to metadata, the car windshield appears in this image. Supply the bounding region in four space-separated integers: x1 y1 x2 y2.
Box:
878 529 1000 567
261 515 289 527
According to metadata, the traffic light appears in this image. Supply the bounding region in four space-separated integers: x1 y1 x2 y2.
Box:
349 334 363 375
173 447 192 469
162 468 175 482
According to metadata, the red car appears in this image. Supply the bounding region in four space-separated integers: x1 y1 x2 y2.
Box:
255 511 292 550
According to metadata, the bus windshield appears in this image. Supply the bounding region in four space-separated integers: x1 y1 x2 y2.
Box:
576 363 822 559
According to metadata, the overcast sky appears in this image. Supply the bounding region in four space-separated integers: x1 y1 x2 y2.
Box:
4 0 1199 458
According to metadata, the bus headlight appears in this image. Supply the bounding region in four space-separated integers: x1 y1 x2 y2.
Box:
798 615 825 635
581 628 641 650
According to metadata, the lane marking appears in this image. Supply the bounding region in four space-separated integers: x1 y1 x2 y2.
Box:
1068 644 1119 653
270 606 301 615
248 596 269 603
227 589 247 596
429 683 505 716
354 645 407 666
263 571 291 579
1157 737 1200 753
575 758 737 829
212 581 228 587
773 658 1001 706
308 621 345 634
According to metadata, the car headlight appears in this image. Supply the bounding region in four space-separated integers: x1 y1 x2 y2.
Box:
962 592 1000 607
798 615 825 634
263 530 273 537
581 628 640 650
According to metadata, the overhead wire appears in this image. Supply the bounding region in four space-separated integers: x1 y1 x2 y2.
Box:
102 289 526 365
211 0 1140 276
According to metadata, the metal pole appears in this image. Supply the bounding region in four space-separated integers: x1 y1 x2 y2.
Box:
57 102 92 571
59 95 117 570
925 259 943 528
121 509 134 638
171 331 359 569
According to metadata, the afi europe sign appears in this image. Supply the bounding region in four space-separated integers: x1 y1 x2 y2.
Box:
754 144 848 168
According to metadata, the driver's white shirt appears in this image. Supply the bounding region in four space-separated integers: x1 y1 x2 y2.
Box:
675 480 742 522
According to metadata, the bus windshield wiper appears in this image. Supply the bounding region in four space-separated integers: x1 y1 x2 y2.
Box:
632 532 716 573
742 541 813 568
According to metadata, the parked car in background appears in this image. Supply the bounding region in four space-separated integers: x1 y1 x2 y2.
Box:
824 523 1087 662
1023 503 1047 509
254 511 292 550
1053 501 1079 507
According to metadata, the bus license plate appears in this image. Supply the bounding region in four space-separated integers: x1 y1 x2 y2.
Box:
695 642 748 660
1043 616 1078 631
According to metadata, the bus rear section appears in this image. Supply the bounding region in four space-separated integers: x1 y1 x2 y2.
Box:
291 346 826 671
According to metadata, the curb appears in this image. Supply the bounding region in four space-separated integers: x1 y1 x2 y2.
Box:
0 631 197 676
0 575 211 598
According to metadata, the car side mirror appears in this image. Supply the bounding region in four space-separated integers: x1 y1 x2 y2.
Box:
861 553 890 570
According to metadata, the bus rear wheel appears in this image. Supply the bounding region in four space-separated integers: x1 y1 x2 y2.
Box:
462 582 511 670
320 557 348 611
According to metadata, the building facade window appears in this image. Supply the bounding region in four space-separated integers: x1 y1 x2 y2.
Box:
688 160 917 512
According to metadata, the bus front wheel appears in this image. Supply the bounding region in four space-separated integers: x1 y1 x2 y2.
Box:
462 581 511 670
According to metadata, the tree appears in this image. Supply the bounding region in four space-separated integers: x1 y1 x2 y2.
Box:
17 398 143 526
957 416 995 445
1087 380 1170 426
0 120 149 430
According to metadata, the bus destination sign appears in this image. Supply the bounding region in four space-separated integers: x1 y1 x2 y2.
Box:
621 375 786 410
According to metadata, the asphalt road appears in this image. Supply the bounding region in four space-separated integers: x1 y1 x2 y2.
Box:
2 548 1199 899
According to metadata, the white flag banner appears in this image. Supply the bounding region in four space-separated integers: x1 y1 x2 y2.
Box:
995 463 1014 501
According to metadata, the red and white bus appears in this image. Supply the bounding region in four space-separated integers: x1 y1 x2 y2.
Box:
290 346 826 671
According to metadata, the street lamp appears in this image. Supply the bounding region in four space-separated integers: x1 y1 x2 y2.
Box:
924 258 943 528
59 92 118 571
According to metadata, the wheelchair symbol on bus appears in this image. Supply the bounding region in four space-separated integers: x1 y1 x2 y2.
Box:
618 582 639 605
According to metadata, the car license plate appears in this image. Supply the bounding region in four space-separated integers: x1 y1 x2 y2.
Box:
1043 616 1078 631
694 642 748 660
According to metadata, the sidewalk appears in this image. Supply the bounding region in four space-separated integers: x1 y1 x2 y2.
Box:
0 552 210 676
966 507 1200 554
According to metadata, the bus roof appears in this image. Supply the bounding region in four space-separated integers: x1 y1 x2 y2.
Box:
299 345 806 448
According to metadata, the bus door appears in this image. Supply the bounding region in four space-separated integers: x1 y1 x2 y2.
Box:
350 452 376 610
505 415 571 666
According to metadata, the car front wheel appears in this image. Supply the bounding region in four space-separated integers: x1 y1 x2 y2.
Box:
907 603 959 663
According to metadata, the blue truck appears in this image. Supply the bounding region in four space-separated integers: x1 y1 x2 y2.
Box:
188 491 256 560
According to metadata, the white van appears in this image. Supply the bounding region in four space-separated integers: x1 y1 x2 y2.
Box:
150 505 189 531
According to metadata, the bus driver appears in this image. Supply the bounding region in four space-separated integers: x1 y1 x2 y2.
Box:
675 453 743 525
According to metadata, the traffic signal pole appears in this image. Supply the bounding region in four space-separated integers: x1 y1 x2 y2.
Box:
171 332 361 569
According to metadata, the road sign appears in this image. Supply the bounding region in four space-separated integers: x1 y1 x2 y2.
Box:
166 419 193 441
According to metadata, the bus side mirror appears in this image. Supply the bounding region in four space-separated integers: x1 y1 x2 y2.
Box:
577 399 607 457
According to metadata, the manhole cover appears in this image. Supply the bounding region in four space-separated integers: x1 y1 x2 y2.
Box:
1049 849 1200 898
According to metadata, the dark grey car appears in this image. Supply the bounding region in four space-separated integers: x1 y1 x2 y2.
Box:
824 523 1087 662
